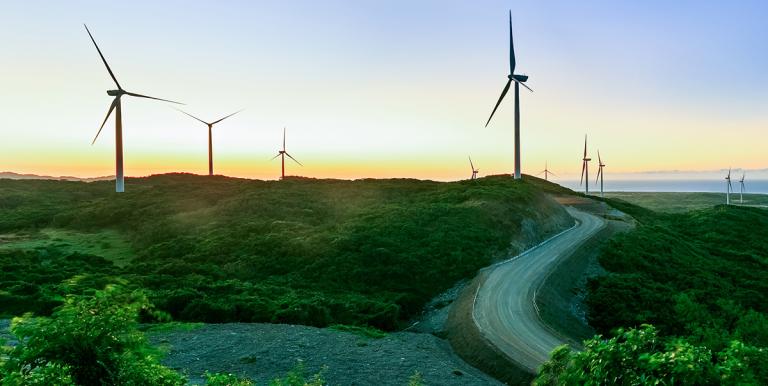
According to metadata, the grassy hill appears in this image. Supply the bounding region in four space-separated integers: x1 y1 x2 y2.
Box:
587 202 768 350
0 173 572 330
534 198 768 384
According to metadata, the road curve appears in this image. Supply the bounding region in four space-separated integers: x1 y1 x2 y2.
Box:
472 207 606 373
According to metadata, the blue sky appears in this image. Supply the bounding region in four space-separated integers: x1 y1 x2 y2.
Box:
1 1 766 179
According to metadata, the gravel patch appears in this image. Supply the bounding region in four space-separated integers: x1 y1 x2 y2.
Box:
149 323 502 386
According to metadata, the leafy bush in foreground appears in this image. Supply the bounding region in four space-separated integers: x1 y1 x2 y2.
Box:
0 285 183 386
534 325 768 386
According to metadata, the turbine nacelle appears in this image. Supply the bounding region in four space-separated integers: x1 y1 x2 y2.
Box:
509 74 528 82
107 89 123 96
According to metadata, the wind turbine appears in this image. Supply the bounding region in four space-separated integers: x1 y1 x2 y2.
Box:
725 168 733 205
175 108 243 176
595 151 606 198
580 135 591 195
85 24 182 193
271 127 302 180
739 173 746 204
469 157 479 180
484 10 533 180
538 161 556 181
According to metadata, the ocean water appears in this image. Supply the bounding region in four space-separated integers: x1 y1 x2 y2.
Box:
558 179 768 194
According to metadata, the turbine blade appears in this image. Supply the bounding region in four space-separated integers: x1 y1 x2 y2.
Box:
92 98 118 145
510 76 533 92
598 150 602 165
270 153 281 161
485 79 512 127
124 91 183 105
580 161 586 185
548 170 557 176
596 167 602 184
83 24 121 90
469 156 474 170
211 109 244 125
509 10 516 75
285 152 302 166
583 135 588 158
174 108 209 125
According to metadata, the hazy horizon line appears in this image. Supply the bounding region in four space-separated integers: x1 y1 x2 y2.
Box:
4 168 768 182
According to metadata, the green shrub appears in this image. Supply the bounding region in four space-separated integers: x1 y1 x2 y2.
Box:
0 285 184 386
534 325 768 385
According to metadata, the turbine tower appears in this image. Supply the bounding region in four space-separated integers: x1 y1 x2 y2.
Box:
580 135 591 195
484 10 533 180
469 156 479 180
271 127 302 180
739 173 746 204
725 168 733 205
596 151 606 198
175 108 243 176
538 161 555 181
85 25 182 193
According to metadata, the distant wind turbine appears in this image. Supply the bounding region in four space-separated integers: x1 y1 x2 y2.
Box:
175 108 243 176
271 127 302 180
580 135 591 195
538 161 555 181
469 157 479 180
595 151 606 198
84 24 182 193
725 168 733 205
739 173 746 204
484 10 533 180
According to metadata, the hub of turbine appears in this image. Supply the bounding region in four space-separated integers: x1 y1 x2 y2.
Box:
509 74 529 82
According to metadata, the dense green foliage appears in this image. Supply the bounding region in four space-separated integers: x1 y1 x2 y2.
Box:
0 174 568 329
535 325 768 385
0 286 184 386
587 205 768 349
546 202 768 383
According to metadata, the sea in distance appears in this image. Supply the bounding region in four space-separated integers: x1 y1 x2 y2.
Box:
558 179 768 194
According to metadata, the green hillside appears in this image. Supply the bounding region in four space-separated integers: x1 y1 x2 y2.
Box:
0 173 571 329
535 201 768 384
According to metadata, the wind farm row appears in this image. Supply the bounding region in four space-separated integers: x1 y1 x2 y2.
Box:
83 12 743 205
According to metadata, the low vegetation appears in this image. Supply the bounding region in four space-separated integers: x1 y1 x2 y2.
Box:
0 173 569 330
535 325 767 385
537 200 768 383
0 286 330 385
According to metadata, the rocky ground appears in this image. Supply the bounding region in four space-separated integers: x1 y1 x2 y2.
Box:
149 323 503 386
1 317 501 385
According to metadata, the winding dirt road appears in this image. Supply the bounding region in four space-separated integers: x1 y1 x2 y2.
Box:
472 207 605 373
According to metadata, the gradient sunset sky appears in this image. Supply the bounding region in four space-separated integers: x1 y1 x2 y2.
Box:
1 1 766 181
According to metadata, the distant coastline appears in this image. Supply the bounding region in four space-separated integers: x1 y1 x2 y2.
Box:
559 179 768 194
